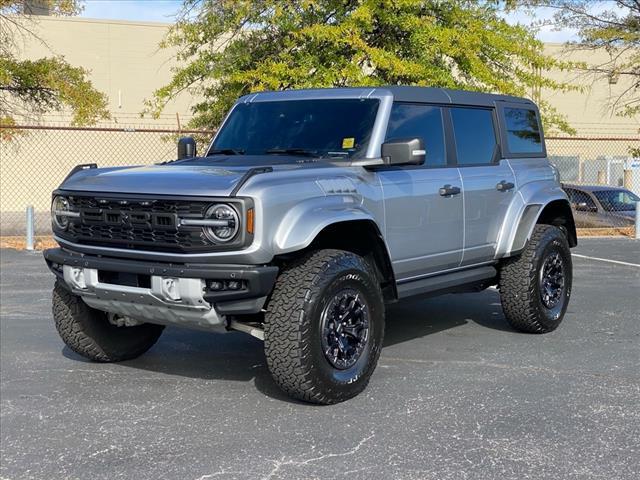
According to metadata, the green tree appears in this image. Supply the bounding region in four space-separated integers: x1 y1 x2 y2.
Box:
148 0 577 133
512 0 639 118
0 0 109 133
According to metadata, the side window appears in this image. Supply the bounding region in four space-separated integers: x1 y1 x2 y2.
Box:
503 107 543 154
450 108 497 165
385 103 446 167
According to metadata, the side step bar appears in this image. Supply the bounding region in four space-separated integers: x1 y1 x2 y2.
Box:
396 265 497 300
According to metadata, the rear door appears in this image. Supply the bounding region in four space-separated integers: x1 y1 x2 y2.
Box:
376 103 463 281
450 107 516 266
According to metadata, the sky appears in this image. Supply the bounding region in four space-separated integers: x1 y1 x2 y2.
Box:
81 0 183 24
79 0 581 42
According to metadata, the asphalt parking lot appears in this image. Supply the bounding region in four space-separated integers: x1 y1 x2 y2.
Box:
1 237 639 480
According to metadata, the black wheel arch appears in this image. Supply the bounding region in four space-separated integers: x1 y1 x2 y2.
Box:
537 199 578 247
274 220 397 302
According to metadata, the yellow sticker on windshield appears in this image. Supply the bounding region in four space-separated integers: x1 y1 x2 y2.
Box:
342 137 355 149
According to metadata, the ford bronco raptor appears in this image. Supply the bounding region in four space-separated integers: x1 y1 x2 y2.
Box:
44 87 576 404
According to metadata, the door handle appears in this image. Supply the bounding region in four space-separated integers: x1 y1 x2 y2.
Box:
439 185 461 197
496 180 515 192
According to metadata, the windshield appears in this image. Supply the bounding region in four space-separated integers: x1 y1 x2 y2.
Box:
593 189 640 212
209 99 380 159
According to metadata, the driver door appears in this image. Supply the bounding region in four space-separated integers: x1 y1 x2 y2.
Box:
376 103 463 282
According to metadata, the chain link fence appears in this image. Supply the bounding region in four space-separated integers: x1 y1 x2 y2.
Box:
546 136 639 234
547 136 639 188
1 125 638 240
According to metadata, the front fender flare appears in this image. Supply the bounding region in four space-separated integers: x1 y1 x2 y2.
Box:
273 197 379 255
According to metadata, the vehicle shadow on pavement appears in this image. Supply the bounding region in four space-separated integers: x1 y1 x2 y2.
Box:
384 289 515 347
61 289 514 404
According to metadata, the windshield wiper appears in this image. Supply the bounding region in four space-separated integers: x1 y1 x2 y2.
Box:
265 148 318 157
208 148 245 156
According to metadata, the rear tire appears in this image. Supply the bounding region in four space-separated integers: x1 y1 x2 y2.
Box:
52 281 164 362
263 249 385 404
499 224 572 333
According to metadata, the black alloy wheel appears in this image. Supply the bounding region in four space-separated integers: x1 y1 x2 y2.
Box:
539 251 565 310
320 289 370 370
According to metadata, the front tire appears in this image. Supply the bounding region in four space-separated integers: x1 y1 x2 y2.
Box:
263 249 385 404
52 281 165 362
499 224 572 333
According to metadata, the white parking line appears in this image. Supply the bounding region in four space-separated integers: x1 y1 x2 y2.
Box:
571 253 640 268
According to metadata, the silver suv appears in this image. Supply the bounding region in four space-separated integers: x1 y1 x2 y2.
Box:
44 87 577 404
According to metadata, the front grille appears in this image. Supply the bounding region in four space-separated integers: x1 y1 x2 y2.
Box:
70 196 207 215
60 195 214 253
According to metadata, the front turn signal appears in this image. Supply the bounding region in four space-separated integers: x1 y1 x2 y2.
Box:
246 208 254 235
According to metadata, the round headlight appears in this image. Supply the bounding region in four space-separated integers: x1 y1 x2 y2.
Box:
204 204 239 243
51 196 70 230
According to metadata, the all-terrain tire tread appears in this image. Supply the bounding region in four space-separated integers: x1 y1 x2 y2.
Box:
499 224 569 333
263 249 383 404
53 284 112 361
52 282 163 362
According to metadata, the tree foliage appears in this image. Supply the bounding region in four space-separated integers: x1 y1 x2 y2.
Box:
148 0 577 132
0 0 110 131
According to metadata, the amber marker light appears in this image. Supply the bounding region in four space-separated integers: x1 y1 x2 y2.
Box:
246 208 255 235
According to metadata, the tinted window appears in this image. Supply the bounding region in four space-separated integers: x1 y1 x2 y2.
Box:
593 190 639 212
211 99 379 159
385 103 446 167
450 108 497 165
503 107 543 154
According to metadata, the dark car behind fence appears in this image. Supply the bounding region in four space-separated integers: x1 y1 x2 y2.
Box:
0 125 638 238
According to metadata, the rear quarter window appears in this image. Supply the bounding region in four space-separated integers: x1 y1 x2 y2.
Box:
503 107 543 154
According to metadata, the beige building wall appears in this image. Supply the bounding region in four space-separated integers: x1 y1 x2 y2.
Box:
14 16 194 126
541 43 639 137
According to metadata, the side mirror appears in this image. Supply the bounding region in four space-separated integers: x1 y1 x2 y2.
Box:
381 138 425 166
177 136 197 160
575 202 596 212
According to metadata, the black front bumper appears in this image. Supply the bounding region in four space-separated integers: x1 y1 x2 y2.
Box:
44 248 279 315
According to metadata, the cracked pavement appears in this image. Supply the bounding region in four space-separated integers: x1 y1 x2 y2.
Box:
1 237 639 479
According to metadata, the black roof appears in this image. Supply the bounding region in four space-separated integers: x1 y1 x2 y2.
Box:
383 86 534 107
245 86 536 108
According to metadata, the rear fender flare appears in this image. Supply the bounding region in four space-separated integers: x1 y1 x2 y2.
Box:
496 181 574 258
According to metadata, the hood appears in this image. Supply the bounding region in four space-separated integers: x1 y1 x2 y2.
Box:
59 157 329 197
